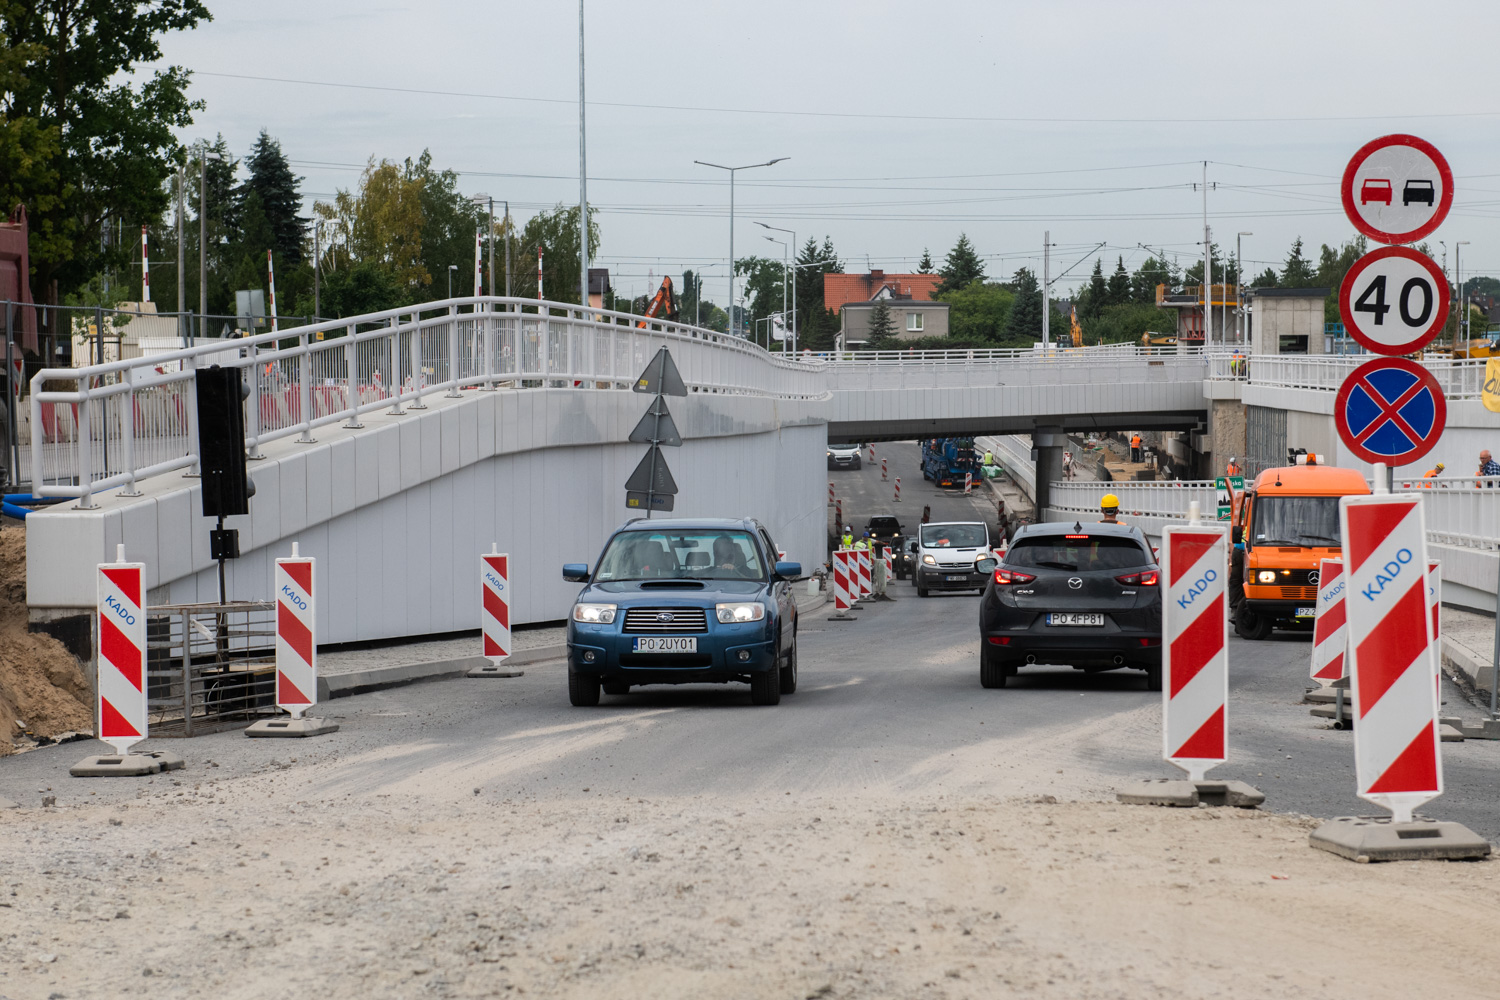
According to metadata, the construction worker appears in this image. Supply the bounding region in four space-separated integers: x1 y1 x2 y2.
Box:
841 527 854 549
1422 461 1445 487
1100 493 1124 524
1129 433 1143 464
854 531 871 551
1226 456 1242 477
983 449 994 468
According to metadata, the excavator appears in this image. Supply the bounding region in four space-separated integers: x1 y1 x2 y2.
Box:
636 276 679 327
1069 305 1084 348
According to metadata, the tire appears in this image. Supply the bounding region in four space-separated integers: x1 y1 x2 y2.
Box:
980 650 1008 689
750 660 782 705
778 631 798 694
917 586 930 598
568 668 601 706
602 680 630 696
1145 662 1163 692
1234 604 1273 641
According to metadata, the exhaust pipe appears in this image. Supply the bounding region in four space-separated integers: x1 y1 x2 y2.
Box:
1112 655 1125 665
1025 654 1037 664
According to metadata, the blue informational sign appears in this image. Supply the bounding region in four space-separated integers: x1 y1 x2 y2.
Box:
1334 357 1447 466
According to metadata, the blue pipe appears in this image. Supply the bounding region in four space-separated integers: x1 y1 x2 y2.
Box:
1 494 66 520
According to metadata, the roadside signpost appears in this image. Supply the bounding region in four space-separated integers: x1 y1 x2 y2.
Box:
1338 246 1450 356
1334 357 1447 467
247 545 338 736
470 547 523 678
1309 559 1347 687
1340 134 1453 245
1309 493 1488 860
1215 475 1243 520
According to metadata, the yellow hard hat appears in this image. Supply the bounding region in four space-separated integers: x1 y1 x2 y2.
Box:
1101 493 1120 509
1435 462 1445 470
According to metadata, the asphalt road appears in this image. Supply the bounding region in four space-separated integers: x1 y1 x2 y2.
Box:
4 440 1497 841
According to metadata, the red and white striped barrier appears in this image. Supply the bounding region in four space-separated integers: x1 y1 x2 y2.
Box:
883 548 894 581
964 471 973 495
835 498 842 522
1340 493 1441 823
274 547 317 716
856 549 873 600
482 549 511 663
97 547 147 755
881 458 888 481
828 482 835 504
832 550 853 615
1428 560 1441 696
1161 520 1229 781
893 477 901 503
1309 558 1346 687
868 444 875 463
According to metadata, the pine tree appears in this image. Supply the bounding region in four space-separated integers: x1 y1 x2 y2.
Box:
935 233 986 295
1280 237 1316 288
1107 256 1131 305
866 298 896 347
241 130 309 266
917 248 934 274
1003 267 1043 343
1082 258 1107 318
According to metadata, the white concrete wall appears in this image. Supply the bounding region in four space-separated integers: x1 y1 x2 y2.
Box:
27 387 827 642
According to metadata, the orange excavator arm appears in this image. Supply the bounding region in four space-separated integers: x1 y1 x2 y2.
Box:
636 276 679 327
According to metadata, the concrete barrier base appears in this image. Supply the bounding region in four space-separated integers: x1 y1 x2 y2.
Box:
826 613 856 622
1193 779 1265 808
141 749 186 771
245 717 340 738
1118 778 1264 808
468 663 524 678
1438 721 1466 742
0 796 19 809
70 754 160 777
1455 717 1500 740
1304 688 1337 705
1309 816 1492 862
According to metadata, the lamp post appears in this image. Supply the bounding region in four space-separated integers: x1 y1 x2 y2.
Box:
763 234 788 351
197 144 223 337
1236 232 1252 348
693 157 788 337
1456 240 1470 345
757 222 798 352
470 194 500 300
448 264 458 300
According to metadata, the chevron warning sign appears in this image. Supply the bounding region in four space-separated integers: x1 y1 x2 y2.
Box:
1161 522 1229 780
97 557 147 755
275 555 317 718
481 551 511 663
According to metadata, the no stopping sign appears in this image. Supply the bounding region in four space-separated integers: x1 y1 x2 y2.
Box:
1339 246 1449 355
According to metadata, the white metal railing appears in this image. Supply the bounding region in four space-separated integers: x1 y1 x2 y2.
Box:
1243 355 1493 400
1047 479 1219 521
822 348 1211 390
29 296 825 506
818 342 1180 365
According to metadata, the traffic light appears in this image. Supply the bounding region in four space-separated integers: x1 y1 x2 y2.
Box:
195 366 253 518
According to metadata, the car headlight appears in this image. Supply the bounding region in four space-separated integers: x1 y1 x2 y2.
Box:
715 602 765 623
1256 570 1277 584
922 554 936 565
573 603 616 624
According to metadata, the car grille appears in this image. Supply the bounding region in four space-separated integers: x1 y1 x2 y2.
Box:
622 607 710 633
1277 586 1317 601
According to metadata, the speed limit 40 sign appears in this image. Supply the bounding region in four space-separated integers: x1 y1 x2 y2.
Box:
1338 246 1450 355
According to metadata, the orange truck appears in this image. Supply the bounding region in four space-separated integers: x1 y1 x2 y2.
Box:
1228 460 1371 640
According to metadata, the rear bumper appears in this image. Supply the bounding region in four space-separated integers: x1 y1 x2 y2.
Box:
983 630 1161 666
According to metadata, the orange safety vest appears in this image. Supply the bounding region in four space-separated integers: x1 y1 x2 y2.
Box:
1130 435 1141 448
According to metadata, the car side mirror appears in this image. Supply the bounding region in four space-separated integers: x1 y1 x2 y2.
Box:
976 557 998 574
1231 526 1243 544
562 563 590 582
774 561 802 579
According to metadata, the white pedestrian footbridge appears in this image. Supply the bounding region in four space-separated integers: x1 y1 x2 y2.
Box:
19 298 1500 641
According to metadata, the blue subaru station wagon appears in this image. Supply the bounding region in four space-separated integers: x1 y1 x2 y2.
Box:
563 518 801 706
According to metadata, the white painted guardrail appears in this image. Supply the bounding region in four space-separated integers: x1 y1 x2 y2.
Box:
29 296 824 506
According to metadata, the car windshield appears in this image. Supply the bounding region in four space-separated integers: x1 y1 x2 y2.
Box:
1251 496 1342 547
594 529 765 581
868 518 900 534
1006 535 1149 572
921 524 987 548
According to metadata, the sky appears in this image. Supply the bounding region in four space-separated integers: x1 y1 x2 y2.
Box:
156 0 1500 309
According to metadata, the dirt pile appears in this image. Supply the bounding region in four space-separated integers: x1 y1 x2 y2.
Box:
0 525 92 754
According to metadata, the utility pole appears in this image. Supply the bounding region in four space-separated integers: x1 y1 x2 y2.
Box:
1041 231 1051 348
313 221 321 320
177 164 186 348
1201 161 1212 350
578 0 590 312
198 145 222 337
1456 241 1470 344
1237 232 1252 347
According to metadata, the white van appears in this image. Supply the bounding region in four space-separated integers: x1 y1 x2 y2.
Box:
914 521 993 597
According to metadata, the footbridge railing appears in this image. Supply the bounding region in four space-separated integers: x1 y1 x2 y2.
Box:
29 296 823 506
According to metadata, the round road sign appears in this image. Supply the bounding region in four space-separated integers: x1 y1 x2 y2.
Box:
1338 246 1450 356
1340 134 1453 245
1334 357 1447 466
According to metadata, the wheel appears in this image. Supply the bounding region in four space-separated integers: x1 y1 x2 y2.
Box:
778 631 798 694
1234 604 1273 640
917 586 930 598
568 668 601 706
980 650 1008 689
750 660 782 705
602 680 630 696
1144 662 1163 692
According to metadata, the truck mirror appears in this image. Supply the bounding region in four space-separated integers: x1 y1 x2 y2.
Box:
1231 526 1242 544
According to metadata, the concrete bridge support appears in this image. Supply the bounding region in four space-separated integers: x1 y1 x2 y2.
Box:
1032 426 1066 518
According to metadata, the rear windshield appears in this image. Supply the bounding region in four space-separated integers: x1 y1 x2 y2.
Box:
921 524 988 548
1250 496 1341 548
1005 535 1150 572
868 517 901 534
595 529 765 581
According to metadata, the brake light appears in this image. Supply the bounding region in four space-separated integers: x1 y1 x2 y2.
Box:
1064 534 1089 539
1116 570 1159 586
994 568 1036 585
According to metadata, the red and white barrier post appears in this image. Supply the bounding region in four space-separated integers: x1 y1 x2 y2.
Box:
963 471 973 495
828 482 835 504
881 458 888 481
72 546 174 775
827 550 855 621
1118 502 1262 807
1427 560 1441 697
247 544 338 736
1308 483 1487 860
868 443 876 463
471 546 523 677
857 549 873 601
893 477 901 503
1310 559 1346 687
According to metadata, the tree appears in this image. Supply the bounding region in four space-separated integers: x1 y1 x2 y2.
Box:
917 248 934 274
3 0 210 302
1080 302 1180 345
315 158 429 295
935 282 1014 341
1280 238 1317 288
935 233 985 295
1131 255 1176 304
1078 258 1107 319
1314 236 1367 323
1003 267 1043 343
735 255 787 341
508 203 600 303
866 298 896 348
404 150 487 296
1107 256 1131 306
793 236 843 352
240 130 307 266
1252 267 1279 288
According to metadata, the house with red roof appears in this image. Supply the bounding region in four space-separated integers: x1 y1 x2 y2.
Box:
824 269 949 346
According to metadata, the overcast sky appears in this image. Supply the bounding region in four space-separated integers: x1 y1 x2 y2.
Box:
159 0 1500 307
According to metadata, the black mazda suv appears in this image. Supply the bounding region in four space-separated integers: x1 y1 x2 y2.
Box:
978 521 1162 690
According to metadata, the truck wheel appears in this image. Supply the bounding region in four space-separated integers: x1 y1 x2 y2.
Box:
1234 605 1273 641
778 632 798 695
569 668 601 706
750 661 782 705
1145 662 1163 692
980 650 1008 689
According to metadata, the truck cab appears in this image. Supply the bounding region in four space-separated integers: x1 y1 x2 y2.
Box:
1230 463 1370 639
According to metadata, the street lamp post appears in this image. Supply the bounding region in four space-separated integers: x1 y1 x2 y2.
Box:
763 234 788 351
757 222 798 352
693 157 788 337
448 264 458 300
1456 240 1470 345
197 144 223 337
1236 232 1252 348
